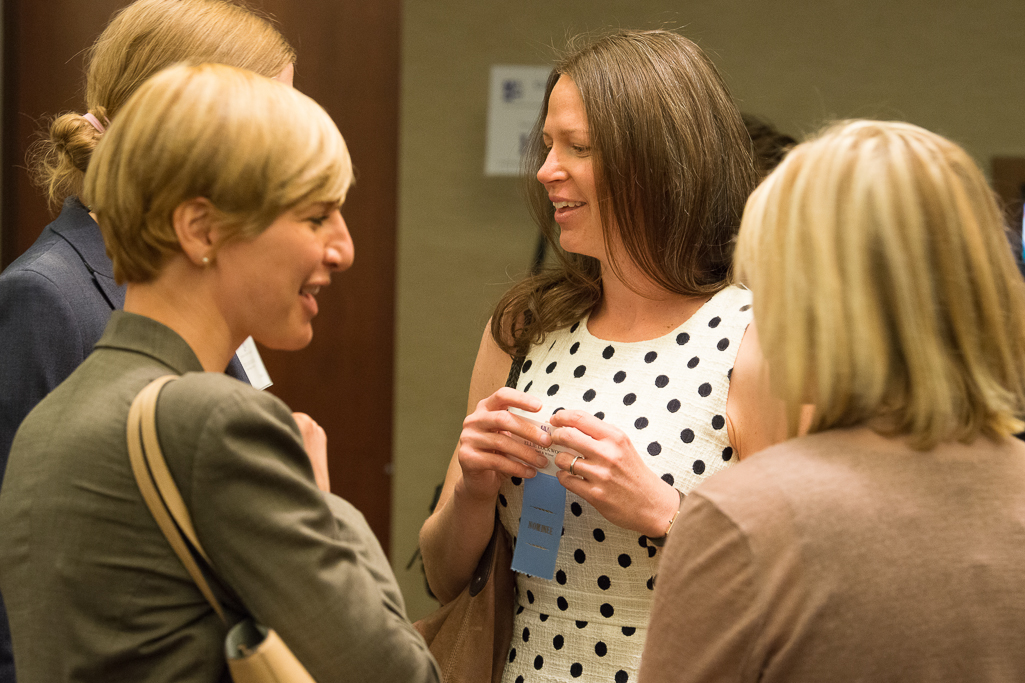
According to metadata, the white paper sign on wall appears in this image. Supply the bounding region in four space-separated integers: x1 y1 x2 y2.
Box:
485 65 551 177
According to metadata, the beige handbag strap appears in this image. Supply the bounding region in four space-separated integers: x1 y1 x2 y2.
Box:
127 374 226 623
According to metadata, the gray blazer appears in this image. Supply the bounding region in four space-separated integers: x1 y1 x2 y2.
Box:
0 312 439 683
0 199 250 681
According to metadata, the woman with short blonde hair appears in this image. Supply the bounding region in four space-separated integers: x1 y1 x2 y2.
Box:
86 58 348 283
0 2 297 675
0 63 438 683
639 120 1025 682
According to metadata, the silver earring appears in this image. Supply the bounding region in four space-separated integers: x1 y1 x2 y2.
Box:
201 256 210 265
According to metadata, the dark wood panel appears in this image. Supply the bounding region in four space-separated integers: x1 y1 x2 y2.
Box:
2 0 400 552
2 0 127 267
250 1 401 552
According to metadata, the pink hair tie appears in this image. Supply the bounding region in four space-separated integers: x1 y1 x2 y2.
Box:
82 113 106 134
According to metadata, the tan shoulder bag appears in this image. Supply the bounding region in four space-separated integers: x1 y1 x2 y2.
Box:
127 375 316 683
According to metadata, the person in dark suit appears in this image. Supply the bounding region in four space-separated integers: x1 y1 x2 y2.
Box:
0 63 440 683
0 4 297 677
0 0 297 471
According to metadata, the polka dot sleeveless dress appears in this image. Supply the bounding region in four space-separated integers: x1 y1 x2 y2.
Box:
498 286 752 683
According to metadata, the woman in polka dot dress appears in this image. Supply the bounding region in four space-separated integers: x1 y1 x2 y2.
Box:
420 30 786 683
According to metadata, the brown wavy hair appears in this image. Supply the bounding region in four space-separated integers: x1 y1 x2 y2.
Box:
491 30 757 357
28 0 295 213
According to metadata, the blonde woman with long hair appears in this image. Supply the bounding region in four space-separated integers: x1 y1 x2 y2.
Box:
640 120 1025 682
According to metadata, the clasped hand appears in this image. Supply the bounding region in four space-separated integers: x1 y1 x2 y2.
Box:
457 388 678 537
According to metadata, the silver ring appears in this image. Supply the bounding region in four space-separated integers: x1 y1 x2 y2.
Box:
569 455 584 477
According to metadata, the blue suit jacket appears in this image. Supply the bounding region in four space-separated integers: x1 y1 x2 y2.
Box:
0 197 247 682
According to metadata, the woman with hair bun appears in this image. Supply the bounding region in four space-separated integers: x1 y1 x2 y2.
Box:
639 120 1025 682
0 0 296 474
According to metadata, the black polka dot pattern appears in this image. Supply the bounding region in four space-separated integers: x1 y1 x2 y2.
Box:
497 287 752 683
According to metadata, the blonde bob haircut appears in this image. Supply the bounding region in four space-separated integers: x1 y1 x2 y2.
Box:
736 120 1025 448
31 0 295 211
82 63 352 284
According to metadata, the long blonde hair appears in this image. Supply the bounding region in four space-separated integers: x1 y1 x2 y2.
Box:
29 0 295 212
736 120 1025 447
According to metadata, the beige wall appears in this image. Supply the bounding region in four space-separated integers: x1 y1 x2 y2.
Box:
393 0 1025 619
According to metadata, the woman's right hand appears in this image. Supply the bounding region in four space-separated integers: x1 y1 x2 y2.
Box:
455 387 552 503
420 323 546 603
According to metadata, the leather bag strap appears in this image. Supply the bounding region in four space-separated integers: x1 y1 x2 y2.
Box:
127 374 227 623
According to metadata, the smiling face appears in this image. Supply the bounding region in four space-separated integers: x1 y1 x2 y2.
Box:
537 75 610 261
211 201 354 351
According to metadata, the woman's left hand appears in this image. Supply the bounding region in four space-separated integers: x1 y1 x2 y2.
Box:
293 411 331 493
549 409 681 538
